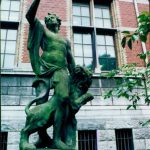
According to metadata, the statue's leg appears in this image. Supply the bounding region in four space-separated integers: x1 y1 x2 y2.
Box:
53 103 72 150
33 79 51 147
34 128 54 148
20 125 36 150
62 116 77 148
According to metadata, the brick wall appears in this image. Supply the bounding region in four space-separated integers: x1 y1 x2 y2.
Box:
21 0 68 63
118 0 150 66
118 1 137 28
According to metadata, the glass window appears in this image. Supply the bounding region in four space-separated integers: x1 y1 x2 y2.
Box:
0 29 17 68
0 0 20 21
74 33 93 68
81 6 90 17
83 45 92 57
73 6 81 16
97 34 116 71
72 2 116 71
10 1 20 11
82 17 90 26
74 44 83 56
1 1 10 10
95 8 102 18
75 57 83 66
102 9 110 18
95 6 112 28
73 4 90 26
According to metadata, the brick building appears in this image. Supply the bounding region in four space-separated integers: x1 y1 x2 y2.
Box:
1 0 150 149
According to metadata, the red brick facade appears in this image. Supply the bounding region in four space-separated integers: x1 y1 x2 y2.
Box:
21 0 150 67
22 0 67 63
118 1 149 67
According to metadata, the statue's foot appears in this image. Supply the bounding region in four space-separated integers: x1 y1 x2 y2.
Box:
35 137 55 149
20 142 36 150
54 140 75 150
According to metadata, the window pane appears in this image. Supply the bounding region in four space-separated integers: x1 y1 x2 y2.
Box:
6 41 16 54
106 36 114 45
73 5 80 16
7 30 17 40
84 58 93 67
10 1 20 11
81 6 89 17
1 29 7 40
95 18 103 28
4 54 15 68
95 8 102 18
97 46 106 57
102 8 110 18
99 58 108 70
74 44 83 56
104 19 111 28
83 34 91 44
107 46 115 57
73 16 81 26
107 58 116 70
97 35 105 45
1 0 10 10
1 41 5 53
82 17 90 26
1 54 4 68
10 11 19 21
83 45 92 57
74 33 82 44
1 11 9 21
75 57 83 66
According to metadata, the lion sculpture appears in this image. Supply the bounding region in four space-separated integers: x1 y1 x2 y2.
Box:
20 66 94 150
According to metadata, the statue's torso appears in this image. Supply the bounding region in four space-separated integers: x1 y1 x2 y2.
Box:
41 29 68 67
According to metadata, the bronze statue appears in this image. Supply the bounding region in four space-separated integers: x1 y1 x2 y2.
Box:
19 0 94 149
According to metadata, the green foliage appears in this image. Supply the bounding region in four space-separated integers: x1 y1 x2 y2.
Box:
103 11 150 111
121 12 150 49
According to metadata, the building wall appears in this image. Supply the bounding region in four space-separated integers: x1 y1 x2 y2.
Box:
1 0 150 150
1 74 150 150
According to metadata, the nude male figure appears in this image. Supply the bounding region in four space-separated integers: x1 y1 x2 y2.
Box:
25 0 75 149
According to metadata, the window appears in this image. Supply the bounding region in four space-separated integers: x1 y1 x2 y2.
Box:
78 130 97 150
0 0 21 69
73 4 90 26
1 29 18 68
1 0 20 21
95 6 112 28
0 132 8 150
74 33 93 67
97 35 116 70
115 129 134 150
72 0 117 71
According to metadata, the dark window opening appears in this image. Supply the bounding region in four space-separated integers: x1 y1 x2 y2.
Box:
78 130 97 150
115 129 134 150
0 132 8 150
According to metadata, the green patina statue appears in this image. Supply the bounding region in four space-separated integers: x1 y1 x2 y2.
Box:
19 0 94 150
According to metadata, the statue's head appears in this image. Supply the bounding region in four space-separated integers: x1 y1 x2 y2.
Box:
71 65 93 93
45 13 61 33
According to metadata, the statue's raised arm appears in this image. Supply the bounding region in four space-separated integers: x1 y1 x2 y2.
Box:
26 0 40 26
26 0 44 75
